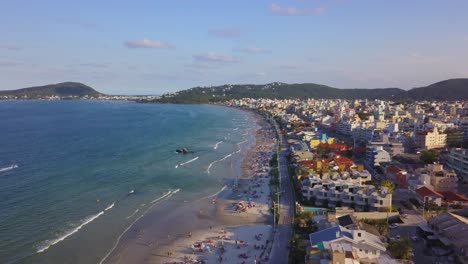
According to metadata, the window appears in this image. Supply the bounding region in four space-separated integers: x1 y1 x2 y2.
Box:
380 200 383 205
358 232 361 237
372 250 376 255
365 250 368 254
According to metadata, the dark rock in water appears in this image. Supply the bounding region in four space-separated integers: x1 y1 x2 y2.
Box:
176 148 193 154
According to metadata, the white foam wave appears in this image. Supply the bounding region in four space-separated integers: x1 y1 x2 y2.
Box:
151 191 172 204
0 164 18 173
175 165 179 168
37 211 105 253
197 185 227 201
179 156 199 166
99 189 181 264
213 141 223 150
233 127 239 131
206 160 217 174
125 209 139 219
104 202 115 211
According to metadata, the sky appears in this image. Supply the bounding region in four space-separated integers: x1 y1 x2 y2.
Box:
1 0 468 95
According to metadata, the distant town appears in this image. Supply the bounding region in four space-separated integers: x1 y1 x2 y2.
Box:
225 97 468 264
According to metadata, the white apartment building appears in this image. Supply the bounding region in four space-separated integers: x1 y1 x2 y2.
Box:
414 127 447 150
301 179 392 212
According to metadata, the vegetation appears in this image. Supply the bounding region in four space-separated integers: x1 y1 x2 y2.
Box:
381 180 396 194
142 78 468 104
288 234 307 264
0 82 103 98
294 212 318 235
420 150 440 164
387 238 413 260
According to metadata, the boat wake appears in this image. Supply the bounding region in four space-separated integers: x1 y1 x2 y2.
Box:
0 164 18 173
37 201 115 253
176 157 199 168
99 188 181 264
213 141 223 150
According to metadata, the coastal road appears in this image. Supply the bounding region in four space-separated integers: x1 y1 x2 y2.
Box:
269 122 294 264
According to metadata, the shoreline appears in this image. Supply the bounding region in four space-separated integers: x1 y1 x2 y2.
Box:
146 110 277 264
101 108 278 264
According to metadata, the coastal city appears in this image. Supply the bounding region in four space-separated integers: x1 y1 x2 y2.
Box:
224 97 468 264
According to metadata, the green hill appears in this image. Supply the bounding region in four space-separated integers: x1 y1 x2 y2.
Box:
0 82 103 99
152 79 468 104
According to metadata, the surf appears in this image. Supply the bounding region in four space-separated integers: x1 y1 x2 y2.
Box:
0 164 18 173
176 156 199 168
213 141 223 150
99 189 181 264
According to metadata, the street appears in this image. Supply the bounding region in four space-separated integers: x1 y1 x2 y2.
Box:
269 123 295 264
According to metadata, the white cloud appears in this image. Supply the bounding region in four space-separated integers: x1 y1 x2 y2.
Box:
236 47 269 54
209 28 241 38
269 3 326 16
193 52 237 63
124 39 173 49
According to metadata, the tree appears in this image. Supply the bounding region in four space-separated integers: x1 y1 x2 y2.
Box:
381 180 396 194
420 151 439 164
289 234 307 264
387 238 413 260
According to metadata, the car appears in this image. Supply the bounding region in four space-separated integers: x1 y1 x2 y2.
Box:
401 214 409 219
411 235 418 241
389 223 399 229
396 235 401 240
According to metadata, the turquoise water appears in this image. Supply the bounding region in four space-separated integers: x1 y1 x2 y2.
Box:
0 101 254 263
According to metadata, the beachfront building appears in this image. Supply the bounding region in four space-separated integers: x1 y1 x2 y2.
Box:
307 226 395 264
301 179 392 212
447 148 468 183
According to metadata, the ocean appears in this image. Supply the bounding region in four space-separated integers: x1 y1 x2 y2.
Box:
0 100 255 264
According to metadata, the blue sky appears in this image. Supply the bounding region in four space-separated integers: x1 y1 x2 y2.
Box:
1 0 467 94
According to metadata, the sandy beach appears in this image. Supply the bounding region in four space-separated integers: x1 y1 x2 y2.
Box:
147 112 278 264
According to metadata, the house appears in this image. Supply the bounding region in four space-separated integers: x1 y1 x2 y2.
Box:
414 186 444 206
425 212 468 263
309 226 388 264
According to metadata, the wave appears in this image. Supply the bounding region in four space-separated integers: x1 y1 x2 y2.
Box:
37 211 105 253
99 188 181 264
233 127 239 131
104 202 115 211
125 209 139 219
207 141 247 173
197 185 227 201
213 141 223 150
151 191 173 204
0 164 18 173
178 156 199 166
37 200 116 253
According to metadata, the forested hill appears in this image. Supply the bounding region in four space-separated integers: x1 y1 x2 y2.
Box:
150 78 468 104
0 82 103 99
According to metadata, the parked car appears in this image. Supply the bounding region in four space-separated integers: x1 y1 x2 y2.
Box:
389 223 399 229
401 214 409 219
411 235 418 241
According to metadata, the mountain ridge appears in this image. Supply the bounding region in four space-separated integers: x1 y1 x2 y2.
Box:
153 78 468 103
